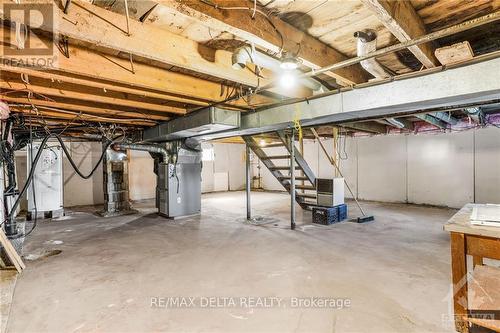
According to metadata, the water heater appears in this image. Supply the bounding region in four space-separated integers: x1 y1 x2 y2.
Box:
27 142 63 216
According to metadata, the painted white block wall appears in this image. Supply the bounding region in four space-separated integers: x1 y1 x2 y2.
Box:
201 143 246 193
128 150 156 201
63 141 104 207
357 135 407 203
407 131 474 208
11 130 500 210
474 127 500 204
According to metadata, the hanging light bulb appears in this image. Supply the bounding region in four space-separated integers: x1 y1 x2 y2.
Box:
280 51 301 70
279 72 296 89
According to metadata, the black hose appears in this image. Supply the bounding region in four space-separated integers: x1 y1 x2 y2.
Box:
4 133 122 237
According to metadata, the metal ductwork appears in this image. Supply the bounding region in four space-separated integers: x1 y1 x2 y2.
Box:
144 57 500 142
144 106 240 142
113 143 169 162
354 30 391 80
385 118 406 129
231 46 323 92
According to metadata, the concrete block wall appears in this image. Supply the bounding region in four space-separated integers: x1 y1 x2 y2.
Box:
200 142 246 193
11 128 500 209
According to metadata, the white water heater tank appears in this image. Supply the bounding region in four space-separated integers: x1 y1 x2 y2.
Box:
27 143 63 213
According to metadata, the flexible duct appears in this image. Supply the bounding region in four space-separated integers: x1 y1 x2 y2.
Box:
232 46 323 92
354 30 391 79
113 143 169 162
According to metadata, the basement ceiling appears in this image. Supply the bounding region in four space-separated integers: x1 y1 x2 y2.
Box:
0 0 499 136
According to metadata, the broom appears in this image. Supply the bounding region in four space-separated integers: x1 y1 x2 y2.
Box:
311 129 374 223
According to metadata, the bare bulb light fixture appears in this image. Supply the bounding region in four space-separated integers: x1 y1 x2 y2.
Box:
280 52 301 70
279 72 296 89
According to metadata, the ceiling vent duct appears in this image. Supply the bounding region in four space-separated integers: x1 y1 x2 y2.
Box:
144 107 240 142
354 30 391 80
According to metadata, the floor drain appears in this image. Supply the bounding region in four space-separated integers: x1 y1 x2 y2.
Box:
24 249 62 261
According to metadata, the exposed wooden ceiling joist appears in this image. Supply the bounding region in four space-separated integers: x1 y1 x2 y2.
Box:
155 0 369 86
0 26 276 110
340 121 388 134
361 0 439 68
0 80 187 115
0 0 311 98
10 107 156 126
1 95 170 122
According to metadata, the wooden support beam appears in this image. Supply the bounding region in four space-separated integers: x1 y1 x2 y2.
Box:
342 121 387 134
156 0 368 86
1 95 169 121
10 107 156 126
0 26 275 109
0 0 310 98
0 79 186 115
361 0 438 68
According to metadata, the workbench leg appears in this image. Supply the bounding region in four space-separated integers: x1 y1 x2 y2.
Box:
472 256 483 268
450 232 469 333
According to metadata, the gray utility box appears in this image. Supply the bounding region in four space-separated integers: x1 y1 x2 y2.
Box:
156 148 202 218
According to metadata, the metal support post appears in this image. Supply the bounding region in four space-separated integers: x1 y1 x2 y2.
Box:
290 129 296 230
245 144 252 220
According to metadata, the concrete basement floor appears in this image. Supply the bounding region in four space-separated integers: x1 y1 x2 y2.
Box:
6 191 459 333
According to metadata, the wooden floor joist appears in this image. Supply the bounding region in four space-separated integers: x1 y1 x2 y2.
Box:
0 80 187 115
1 95 170 121
0 27 275 110
10 107 158 126
361 0 438 68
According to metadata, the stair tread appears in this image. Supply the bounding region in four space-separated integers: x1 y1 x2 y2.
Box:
278 176 310 181
296 193 317 198
262 142 285 148
263 155 290 159
295 185 316 190
269 166 301 170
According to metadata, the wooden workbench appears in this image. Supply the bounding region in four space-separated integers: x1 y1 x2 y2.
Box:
444 204 500 333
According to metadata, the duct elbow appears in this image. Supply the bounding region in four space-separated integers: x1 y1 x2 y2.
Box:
232 46 252 70
113 143 169 163
355 30 391 79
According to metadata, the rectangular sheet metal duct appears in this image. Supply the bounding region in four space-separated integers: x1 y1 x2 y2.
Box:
144 107 240 142
144 57 500 142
